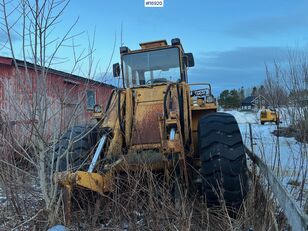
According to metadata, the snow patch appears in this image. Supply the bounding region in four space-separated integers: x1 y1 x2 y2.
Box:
225 110 258 124
48 225 69 231
223 110 307 204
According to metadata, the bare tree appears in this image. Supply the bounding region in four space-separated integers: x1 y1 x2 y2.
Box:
264 62 289 107
0 0 109 228
264 48 308 207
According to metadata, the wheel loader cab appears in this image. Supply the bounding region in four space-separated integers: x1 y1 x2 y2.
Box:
108 39 196 153
103 38 217 157
113 39 194 87
109 39 209 154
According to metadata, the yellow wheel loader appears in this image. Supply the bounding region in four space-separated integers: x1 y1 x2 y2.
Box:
260 108 280 125
54 38 248 222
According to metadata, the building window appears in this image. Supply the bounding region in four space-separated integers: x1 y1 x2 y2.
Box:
86 90 96 110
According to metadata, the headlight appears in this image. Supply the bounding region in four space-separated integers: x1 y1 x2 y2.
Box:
93 104 102 113
206 96 214 103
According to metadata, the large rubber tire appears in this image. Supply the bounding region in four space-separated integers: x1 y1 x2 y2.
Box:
54 125 98 171
198 112 248 207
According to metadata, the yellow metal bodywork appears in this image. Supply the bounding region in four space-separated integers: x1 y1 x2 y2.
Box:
55 171 113 194
101 91 126 157
190 83 217 155
260 109 279 125
140 40 168 49
191 108 216 156
56 82 217 194
125 88 133 146
131 85 166 146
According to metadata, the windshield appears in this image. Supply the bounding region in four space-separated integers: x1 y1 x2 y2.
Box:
122 47 181 88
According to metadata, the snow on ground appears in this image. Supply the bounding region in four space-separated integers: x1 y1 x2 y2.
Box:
225 110 307 195
225 110 259 124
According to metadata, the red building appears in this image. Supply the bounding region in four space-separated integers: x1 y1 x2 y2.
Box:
0 56 114 140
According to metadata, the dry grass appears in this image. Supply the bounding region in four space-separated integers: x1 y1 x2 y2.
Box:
0 144 291 231
0 161 291 230
49 167 289 230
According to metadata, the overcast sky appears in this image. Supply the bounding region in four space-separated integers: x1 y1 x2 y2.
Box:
3 0 308 94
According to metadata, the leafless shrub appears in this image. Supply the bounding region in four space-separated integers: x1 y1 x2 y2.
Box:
40 163 285 231
0 0 111 229
264 49 308 139
263 48 308 209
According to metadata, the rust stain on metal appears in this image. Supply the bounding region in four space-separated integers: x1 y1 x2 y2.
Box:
132 103 163 145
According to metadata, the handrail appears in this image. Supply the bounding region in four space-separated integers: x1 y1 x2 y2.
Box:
245 146 308 231
188 82 212 93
